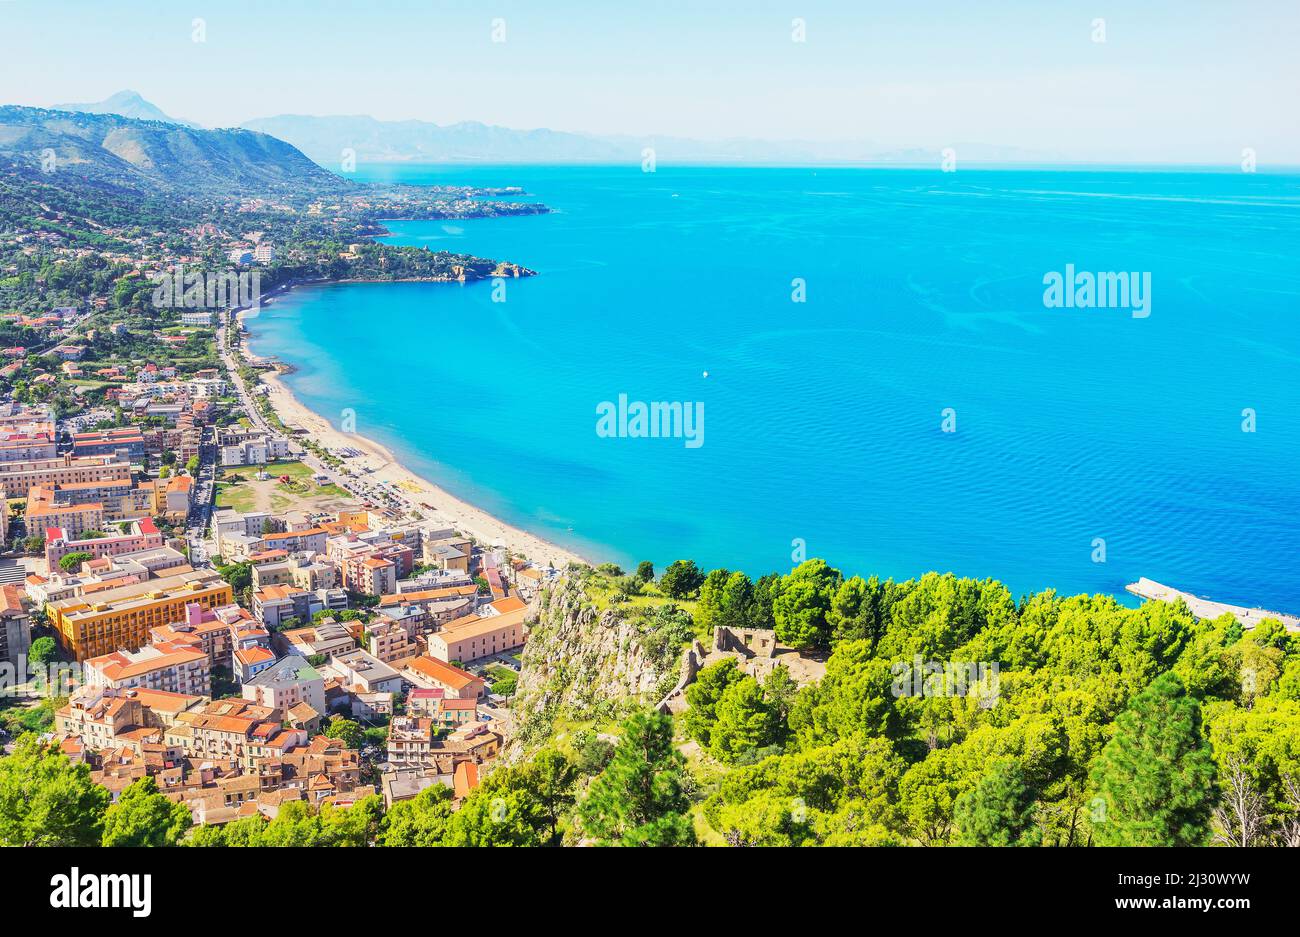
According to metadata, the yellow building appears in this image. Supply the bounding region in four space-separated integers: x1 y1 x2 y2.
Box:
47 570 234 661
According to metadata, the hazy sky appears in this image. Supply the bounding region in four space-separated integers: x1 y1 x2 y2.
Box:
2 0 1297 162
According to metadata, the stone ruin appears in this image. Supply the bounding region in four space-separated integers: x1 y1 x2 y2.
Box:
713 625 778 659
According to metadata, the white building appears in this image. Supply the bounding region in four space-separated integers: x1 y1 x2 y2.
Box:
220 434 290 466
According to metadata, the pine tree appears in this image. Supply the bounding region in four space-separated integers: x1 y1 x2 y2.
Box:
102 776 192 847
710 677 778 763
1089 673 1217 846
682 658 743 746
580 710 696 846
0 735 109 847
953 758 1041 846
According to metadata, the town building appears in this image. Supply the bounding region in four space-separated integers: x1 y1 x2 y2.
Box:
323 647 403 695
0 454 131 494
401 656 485 699
83 638 211 697
275 620 355 660
47 569 234 661
44 517 165 571
71 427 146 462
241 656 327 718
426 598 529 665
0 584 31 671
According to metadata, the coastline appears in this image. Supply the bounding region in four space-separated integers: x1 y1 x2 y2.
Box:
234 298 591 572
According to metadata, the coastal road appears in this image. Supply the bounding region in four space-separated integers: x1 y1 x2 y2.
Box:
219 318 427 524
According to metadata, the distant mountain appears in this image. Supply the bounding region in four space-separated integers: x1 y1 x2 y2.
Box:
241 113 1059 166
0 105 350 196
53 90 202 129
239 114 629 165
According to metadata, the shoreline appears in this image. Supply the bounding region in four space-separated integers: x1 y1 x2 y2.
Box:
233 297 592 572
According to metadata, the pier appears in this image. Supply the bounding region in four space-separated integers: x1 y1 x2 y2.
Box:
1126 577 1300 632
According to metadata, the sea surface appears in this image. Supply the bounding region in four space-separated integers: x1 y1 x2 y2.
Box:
247 164 1300 610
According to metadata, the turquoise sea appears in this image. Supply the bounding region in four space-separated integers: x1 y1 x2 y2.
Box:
247 164 1300 610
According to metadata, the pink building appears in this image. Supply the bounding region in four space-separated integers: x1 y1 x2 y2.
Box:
44 517 164 569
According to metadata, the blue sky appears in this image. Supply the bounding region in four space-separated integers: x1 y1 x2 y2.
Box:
1 0 1296 161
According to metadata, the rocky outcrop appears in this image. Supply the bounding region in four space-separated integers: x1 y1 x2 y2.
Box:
490 261 533 278
655 639 705 714
509 576 682 753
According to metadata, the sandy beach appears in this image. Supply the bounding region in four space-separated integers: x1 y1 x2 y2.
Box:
233 303 589 571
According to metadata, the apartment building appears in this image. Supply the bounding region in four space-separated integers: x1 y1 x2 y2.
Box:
427 599 529 665
386 716 439 769
146 474 194 519
217 429 289 466
387 716 501 770
71 427 146 461
148 601 268 668
212 508 279 557
27 488 106 539
0 584 31 671
430 696 478 729
276 620 355 659
367 618 413 663
233 645 277 683
423 537 472 573
378 584 477 629
241 656 327 717
354 556 396 596
26 546 191 607
168 698 305 770
44 517 165 570
47 569 235 661
83 638 211 697
55 685 205 753
324 648 403 695
252 584 324 629
401 655 485 700
251 556 337 592
0 454 130 493
0 432 58 463
257 526 328 556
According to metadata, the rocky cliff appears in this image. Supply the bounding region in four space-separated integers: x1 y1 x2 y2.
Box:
509 573 691 753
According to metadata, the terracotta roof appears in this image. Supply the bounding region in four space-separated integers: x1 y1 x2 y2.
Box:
262 527 326 541
379 585 476 606
439 698 478 711
404 656 481 691
88 642 207 681
234 646 275 667
0 583 25 615
453 761 479 799
439 607 528 640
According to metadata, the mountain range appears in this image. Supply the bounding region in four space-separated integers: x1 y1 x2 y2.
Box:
239 114 1054 166
49 91 1056 166
0 105 350 196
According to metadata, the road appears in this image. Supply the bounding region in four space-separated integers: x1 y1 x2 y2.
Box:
217 317 447 538
184 423 217 566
